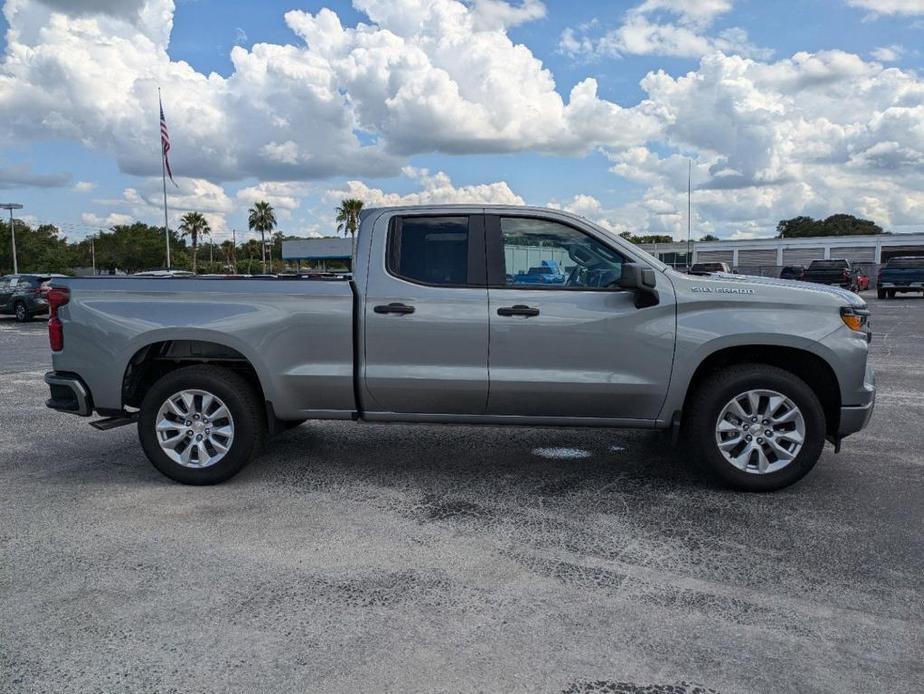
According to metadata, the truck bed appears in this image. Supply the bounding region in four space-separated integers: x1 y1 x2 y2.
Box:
50 276 357 420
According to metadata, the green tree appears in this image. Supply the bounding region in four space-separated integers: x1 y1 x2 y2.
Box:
178 211 210 273
220 239 236 270
0 221 75 274
92 223 184 274
699 234 720 242
776 214 882 238
619 232 674 244
248 201 276 273
335 198 364 238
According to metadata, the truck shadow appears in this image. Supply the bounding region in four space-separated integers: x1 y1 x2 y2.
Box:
261 421 716 500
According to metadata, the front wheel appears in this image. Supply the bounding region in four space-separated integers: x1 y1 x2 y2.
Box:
138 365 266 484
685 364 826 492
14 302 29 322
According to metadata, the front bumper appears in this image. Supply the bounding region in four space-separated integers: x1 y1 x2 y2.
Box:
837 363 875 438
44 371 93 416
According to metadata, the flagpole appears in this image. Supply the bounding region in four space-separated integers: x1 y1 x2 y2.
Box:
159 87 171 269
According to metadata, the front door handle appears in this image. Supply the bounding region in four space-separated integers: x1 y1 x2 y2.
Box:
497 304 540 317
374 302 415 315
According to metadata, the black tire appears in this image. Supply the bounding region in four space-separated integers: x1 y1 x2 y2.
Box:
685 364 826 492
887 289 896 299
14 302 29 322
138 365 266 485
877 289 886 300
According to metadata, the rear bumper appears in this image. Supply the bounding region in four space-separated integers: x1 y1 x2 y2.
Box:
44 371 93 416
880 282 923 290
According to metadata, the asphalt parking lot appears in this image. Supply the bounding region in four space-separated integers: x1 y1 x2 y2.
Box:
1 294 922 693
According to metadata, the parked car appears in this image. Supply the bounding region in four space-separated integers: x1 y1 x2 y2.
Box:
133 270 195 278
43 205 874 492
877 256 924 299
689 262 732 275
0 274 58 322
779 265 806 281
803 259 859 291
856 270 870 292
511 259 566 285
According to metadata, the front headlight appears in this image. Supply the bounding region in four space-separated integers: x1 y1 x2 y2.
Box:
840 306 870 332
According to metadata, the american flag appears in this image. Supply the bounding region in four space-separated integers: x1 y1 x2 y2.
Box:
160 95 177 186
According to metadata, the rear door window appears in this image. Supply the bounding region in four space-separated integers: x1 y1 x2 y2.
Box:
388 216 484 287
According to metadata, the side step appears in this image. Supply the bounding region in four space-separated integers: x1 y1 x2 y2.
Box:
90 415 137 431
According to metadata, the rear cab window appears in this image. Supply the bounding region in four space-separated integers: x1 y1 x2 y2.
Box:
809 260 849 269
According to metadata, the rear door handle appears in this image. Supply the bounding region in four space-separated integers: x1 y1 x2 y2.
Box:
374 302 415 315
497 304 540 317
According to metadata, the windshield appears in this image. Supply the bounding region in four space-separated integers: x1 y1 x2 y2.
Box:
590 223 668 271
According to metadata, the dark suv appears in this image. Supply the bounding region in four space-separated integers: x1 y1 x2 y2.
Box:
0 274 55 322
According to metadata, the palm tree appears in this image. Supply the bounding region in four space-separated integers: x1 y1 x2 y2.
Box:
220 239 236 271
248 201 276 273
178 211 210 273
336 198 364 238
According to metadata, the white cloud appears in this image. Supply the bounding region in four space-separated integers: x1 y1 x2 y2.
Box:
871 44 904 62
325 167 525 207
73 180 97 192
236 181 309 216
608 51 924 236
0 0 656 185
0 162 70 188
846 0 924 16
559 0 770 60
470 0 546 30
81 211 134 227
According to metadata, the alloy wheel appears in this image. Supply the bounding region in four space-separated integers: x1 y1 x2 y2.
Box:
714 389 806 474
155 389 235 468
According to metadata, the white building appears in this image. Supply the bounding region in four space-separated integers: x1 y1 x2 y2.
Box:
640 233 924 274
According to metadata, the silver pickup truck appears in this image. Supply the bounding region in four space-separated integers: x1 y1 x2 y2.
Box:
44 205 875 491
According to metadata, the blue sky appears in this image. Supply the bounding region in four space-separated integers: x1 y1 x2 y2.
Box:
1 0 922 243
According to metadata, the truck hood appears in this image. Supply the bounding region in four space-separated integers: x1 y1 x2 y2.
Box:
670 270 866 307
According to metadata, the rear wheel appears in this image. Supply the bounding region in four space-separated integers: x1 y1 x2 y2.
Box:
887 289 896 299
877 288 886 300
14 301 29 322
685 364 826 492
138 365 266 484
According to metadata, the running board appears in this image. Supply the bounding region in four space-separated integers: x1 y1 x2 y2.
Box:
90 415 137 431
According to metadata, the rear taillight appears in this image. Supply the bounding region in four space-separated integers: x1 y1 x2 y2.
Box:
47 287 69 352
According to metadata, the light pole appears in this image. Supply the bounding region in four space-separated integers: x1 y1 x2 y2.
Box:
1 203 24 274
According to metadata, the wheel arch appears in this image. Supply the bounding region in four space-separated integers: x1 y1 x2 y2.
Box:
679 344 842 437
121 338 269 417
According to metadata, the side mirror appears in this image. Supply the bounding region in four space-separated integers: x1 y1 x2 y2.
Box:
616 263 659 308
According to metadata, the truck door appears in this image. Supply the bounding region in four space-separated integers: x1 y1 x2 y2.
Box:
484 214 676 420
362 214 489 415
